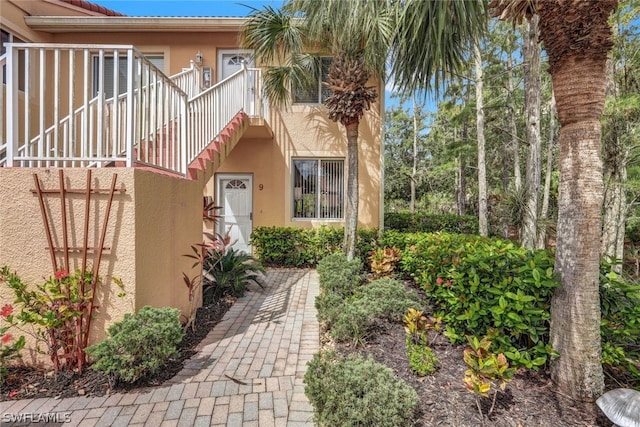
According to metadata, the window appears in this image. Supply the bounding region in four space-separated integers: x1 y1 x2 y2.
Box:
1 28 25 90
227 56 246 66
293 56 332 104
93 54 164 98
293 159 344 219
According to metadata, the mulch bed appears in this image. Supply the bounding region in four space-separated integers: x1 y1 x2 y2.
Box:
0 298 233 401
334 319 611 426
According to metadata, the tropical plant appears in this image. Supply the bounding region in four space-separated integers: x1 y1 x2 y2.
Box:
368 246 401 279
183 231 233 329
242 1 394 260
1 266 122 373
0 304 25 384
404 308 439 376
463 335 516 423
203 248 265 299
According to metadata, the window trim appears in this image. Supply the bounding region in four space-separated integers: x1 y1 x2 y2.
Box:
1 28 26 91
291 157 345 221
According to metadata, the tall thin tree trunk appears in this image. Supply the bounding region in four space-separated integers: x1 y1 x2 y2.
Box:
521 16 542 249
601 21 626 270
502 116 511 238
410 95 418 213
537 94 556 249
456 154 467 216
475 44 488 237
548 56 606 400
344 122 359 260
507 51 522 192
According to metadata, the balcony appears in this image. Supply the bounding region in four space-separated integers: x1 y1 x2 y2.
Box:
0 43 269 178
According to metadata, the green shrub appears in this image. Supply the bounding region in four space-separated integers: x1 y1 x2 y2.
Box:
203 248 265 299
250 226 317 267
86 306 184 384
314 291 345 328
304 351 417 427
600 260 640 385
385 212 479 234
251 226 379 267
317 254 362 297
406 342 438 376
400 233 559 369
329 298 373 345
358 278 423 322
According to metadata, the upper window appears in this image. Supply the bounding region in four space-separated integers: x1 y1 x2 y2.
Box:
1 29 25 90
93 55 164 98
293 57 332 104
292 158 344 219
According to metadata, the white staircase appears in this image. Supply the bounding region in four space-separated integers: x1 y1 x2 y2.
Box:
0 43 268 178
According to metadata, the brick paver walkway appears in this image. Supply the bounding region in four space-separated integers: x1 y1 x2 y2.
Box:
0 269 320 426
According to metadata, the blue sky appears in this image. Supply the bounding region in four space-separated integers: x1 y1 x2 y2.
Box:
93 1 285 17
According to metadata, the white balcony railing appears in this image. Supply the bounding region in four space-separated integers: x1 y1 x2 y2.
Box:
1 43 267 175
0 54 6 167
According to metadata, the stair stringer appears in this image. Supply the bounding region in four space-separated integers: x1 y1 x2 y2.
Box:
186 111 250 182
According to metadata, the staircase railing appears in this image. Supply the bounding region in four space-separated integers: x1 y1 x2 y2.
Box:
2 43 267 175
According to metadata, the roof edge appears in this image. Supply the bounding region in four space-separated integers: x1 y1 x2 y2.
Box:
58 0 125 17
25 16 247 33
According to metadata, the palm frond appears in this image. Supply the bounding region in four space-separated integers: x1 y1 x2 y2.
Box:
391 0 488 95
241 5 306 66
290 0 394 79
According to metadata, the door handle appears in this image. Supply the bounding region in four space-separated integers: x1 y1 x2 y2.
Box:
250 212 253 221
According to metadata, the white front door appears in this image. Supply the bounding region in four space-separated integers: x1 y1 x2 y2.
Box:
216 174 253 254
218 50 254 80
218 49 255 114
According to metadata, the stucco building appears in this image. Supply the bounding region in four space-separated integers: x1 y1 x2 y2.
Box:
0 0 383 356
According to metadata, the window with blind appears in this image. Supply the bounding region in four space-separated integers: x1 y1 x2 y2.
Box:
92 55 164 98
292 159 344 219
293 57 332 104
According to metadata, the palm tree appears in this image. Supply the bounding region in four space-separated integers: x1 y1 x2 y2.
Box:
486 0 617 400
242 1 394 260
392 0 617 402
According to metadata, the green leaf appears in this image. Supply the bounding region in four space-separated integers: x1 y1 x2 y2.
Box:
531 357 547 366
532 269 541 282
506 312 522 322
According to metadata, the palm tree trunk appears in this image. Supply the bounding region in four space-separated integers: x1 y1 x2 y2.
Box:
521 16 542 249
475 44 488 237
344 121 359 260
549 56 606 400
